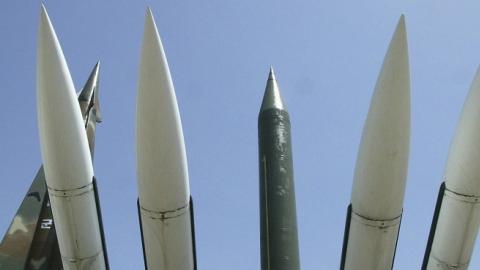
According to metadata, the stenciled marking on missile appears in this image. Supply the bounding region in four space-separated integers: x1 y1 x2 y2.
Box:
40 219 53 230
46 182 94 198
140 203 190 220
262 155 271 270
351 210 402 229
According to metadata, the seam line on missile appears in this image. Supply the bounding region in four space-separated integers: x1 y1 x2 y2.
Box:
61 250 104 263
140 203 189 220
429 253 468 268
351 210 402 229
47 182 94 198
445 187 480 203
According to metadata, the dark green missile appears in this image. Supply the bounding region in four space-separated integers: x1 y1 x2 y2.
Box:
258 68 300 270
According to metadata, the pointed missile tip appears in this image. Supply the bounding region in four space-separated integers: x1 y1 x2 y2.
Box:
39 3 53 22
38 2 56 41
268 66 276 81
39 3 49 23
394 14 407 39
144 6 159 37
93 61 100 74
260 68 286 112
146 6 154 20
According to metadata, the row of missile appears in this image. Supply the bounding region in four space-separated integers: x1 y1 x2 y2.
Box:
37 6 195 269
338 15 480 270
32 3 480 270
261 15 480 270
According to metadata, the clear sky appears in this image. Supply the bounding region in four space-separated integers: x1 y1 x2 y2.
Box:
1 1 480 269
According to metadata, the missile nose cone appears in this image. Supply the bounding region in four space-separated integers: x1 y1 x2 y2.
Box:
260 67 286 112
37 5 93 190
268 66 276 80
351 15 410 220
445 67 480 195
137 8 190 212
79 62 100 102
79 62 102 121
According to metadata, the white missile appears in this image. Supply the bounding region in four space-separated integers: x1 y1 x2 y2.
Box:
37 5 106 270
341 15 410 270
136 8 196 270
424 68 480 269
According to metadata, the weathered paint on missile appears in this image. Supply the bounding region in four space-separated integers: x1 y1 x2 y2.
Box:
259 68 300 270
37 6 106 270
342 15 410 270
136 8 195 270
425 68 480 270
0 168 60 270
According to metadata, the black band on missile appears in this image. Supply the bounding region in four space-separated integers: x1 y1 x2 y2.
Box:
391 211 402 270
92 177 110 270
136 198 196 270
137 198 149 270
422 182 446 270
339 204 402 270
190 196 198 270
339 204 352 270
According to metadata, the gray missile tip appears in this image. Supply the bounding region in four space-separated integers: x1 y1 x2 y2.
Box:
79 62 100 99
260 68 286 112
268 66 276 81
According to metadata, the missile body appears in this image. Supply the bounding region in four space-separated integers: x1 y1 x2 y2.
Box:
258 69 300 270
340 16 410 270
136 9 196 270
423 69 480 270
0 63 104 270
37 6 106 270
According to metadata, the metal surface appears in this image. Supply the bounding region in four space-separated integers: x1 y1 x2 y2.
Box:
422 183 446 270
37 6 106 269
0 60 105 269
342 15 410 270
0 168 60 270
425 68 480 270
136 8 195 270
258 68 300 270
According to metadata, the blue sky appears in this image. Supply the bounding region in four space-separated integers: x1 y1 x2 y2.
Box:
1 1 480 269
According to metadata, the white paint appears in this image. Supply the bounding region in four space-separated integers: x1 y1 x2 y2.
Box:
345 15 410 270
136 8 194 270
37 5 105 269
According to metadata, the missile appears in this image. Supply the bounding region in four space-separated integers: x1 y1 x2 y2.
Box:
340 16 410 270
422 68 480 269
37 5 107 270
0 62 105 270
258 68 301 270
78 62 102 157
136 8 196 270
